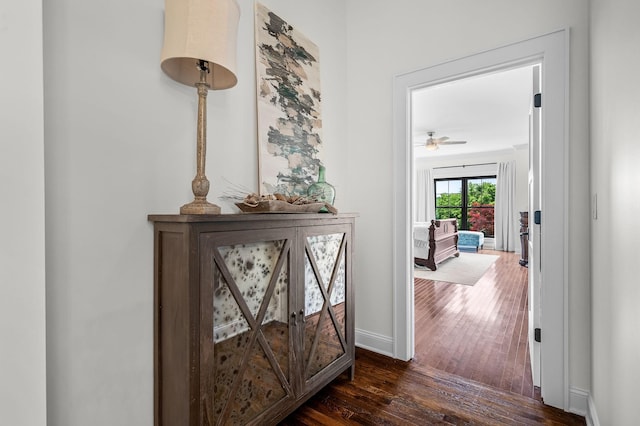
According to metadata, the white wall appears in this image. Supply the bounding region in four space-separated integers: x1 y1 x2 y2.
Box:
43 0 347 424
590 0 640 424
37 0 603 422
0 1 47 425
346 0 591 396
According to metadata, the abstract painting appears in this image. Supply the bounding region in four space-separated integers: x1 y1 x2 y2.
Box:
255 3 323 196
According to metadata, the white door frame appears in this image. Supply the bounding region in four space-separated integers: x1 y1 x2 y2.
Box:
529 64 542 387
391 30 569 409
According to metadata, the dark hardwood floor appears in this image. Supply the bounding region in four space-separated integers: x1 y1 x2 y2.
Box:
280 349 584 425
413 249 535 398
281 250 586 425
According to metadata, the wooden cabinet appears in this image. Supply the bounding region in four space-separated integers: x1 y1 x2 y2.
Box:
149 213 356 426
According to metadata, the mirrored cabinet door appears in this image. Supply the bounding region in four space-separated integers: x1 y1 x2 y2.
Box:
303 231 348 381
200 235 294 425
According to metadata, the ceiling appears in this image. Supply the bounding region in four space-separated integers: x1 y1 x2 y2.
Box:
411 65 534 159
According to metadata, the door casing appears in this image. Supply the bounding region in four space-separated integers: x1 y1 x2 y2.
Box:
392 30 569 409
529 64 542 387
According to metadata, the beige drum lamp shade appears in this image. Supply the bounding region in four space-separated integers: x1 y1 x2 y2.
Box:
161 0 240 90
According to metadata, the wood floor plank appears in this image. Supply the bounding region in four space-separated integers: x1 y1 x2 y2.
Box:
413 250 537 398
281 250 585 425
281 349 584 425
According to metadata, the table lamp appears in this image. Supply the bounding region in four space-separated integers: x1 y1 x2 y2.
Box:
160 0 240 214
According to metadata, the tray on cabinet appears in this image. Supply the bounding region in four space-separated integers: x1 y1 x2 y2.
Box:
235 200 326 213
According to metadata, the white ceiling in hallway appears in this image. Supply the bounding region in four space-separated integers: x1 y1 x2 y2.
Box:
412 65 534 159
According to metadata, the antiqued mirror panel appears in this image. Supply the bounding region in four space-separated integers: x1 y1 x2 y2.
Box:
212 240 290 423
304 233 347 380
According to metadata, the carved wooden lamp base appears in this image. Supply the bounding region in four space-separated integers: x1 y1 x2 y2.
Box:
180 199 221 215
178 66 222 216
180 174 220 215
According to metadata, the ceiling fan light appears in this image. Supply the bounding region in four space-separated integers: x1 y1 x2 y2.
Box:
425 141 439 151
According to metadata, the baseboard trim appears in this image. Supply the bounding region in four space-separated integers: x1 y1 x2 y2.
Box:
568 388 599 426
586 393 600 426
355 328 394 357
569 387 588 416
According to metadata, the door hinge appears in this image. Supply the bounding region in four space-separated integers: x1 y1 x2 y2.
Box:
534 210 541 225
534 93 542 108
534 328 541 342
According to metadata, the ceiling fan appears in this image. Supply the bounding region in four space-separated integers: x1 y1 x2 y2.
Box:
422 131 467 151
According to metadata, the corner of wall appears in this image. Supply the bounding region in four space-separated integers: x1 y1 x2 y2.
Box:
586 393 601 426
355 329 394 357
568 388 601 426
568 387 589 416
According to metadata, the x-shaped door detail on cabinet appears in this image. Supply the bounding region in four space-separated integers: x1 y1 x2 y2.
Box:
303 232 348 380
210 238 293 423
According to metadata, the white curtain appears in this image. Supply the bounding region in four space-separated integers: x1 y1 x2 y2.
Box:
495 161 517 251
415 168 435 223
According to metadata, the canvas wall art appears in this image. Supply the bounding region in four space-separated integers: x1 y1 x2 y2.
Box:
255 3 323 196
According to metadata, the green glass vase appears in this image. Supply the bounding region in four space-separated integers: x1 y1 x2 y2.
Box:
307 166 336 210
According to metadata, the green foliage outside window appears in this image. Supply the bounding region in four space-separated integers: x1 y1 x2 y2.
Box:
435 178 496 237
467 181 496 206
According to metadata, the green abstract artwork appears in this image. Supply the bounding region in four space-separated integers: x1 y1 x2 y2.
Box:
255 3 323 196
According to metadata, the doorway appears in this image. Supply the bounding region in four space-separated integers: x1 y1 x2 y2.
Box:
392 30 568 410
410 64 535 397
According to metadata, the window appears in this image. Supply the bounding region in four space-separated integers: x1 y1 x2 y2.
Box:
435 176 496 237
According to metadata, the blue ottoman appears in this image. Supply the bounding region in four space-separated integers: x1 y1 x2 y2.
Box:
457 230 484 252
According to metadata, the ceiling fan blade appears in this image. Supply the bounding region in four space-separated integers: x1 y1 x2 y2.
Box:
435 136 449 143
439 140 467 145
